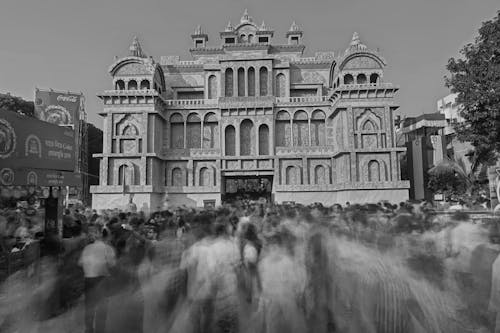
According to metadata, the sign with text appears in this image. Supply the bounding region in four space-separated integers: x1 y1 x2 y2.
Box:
34 89 81 126
0 168 81 187
0 109 76 171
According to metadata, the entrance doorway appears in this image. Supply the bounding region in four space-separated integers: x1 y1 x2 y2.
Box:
222 176 273 203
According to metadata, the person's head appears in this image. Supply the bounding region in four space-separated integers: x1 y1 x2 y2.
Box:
87 225 102 243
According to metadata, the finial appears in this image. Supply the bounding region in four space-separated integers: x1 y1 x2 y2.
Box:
290 21 300 32
347 32 367 52
260 21 267 31
350 32 360 46
241 8 252 23
225 20 234 31
194 25 203 35
129 36 145 58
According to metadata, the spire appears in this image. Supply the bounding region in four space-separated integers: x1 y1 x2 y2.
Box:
260 21 268 31
346 32 367 52
129 36 146 58
289 21 300 32
225 20 234 31
194 25 203 35
240 8 253 23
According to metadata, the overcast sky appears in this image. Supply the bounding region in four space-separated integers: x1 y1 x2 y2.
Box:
0 0 498 128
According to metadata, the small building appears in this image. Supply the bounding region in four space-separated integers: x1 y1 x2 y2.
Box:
397 113 446 200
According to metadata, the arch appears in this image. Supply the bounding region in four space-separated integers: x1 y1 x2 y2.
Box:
311 110 326 146
248 34 255 43
208 75 217 99
357 73 367 84
127 80 138 90
199 167 211 186
225 68 234 97
344 74 354 85
275 73 286 97
293 110 309 146
140 79 150 90
122 124 139 136
362 119 376 131
339 52 385 71
328 60 337 88
258 124 269 155
368 160 381 182
276 110 291 147
115 80 125 90
117 163 137 186
238 67 245 97
248 67 255 96
203 112 218 149
357 109 381 131
314 165 327 184
186 113 201 148
170 113 184 149
171 167 185 186
370 73 379 84
225 125 236 156
286 166 301 185
240 119 254 156
259 67 268 96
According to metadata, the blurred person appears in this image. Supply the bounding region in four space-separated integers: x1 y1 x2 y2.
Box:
78 224 116 333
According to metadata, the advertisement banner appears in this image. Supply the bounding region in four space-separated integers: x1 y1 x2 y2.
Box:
34 89 81 126
0 109 76 171
0 168 81 187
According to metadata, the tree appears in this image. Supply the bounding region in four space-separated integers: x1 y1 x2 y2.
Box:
0 93 35 117
445 11 500 172
427 168 467 201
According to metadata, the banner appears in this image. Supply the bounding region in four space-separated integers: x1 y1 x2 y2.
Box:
0 109 76 171
0 168 81 187
34 89 81 126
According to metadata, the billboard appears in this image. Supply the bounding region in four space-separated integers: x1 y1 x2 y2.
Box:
0 168 81 187
34 89 81 126
0 109 76 171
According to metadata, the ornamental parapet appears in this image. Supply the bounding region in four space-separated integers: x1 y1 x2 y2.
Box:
165 99 218 108
275 146 337 156
219 96 275 109
275 96 330 107
274 180 410 192
162 148 221 158
329 83 399 100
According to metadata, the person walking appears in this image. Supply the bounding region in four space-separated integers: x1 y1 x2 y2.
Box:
79 225 116 333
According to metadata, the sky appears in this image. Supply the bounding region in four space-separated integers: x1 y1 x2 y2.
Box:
0 0 498 128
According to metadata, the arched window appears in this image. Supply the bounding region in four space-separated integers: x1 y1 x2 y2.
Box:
203 112 218 149
275 73 286 97
286 166 301 185
199 167 210 186
115 80 125 90
310 110 326 146
248 67 255 96
140 80 150 90
225 68 234 97
357 73 367 84
336 78 340 87
170 113 184 149
276 110 291 147
225 125 236 156
362 119 376 131
259 67 268 96
344 74 354 85
240 119 254 156
128 80 138 90
258 124 269 155
208 75 217 99
314 165 327 184
171 167 184 186
368 160 381 182
248 34 255 43
370 73 379 84
186 113 201 148
118 164 128 185
238 67 245 97
293 110 309 146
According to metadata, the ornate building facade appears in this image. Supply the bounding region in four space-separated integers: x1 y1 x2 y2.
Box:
91 10 410 211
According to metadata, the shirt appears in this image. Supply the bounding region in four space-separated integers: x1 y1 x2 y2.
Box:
79 240 116 278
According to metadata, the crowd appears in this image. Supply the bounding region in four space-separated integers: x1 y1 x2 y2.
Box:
0 200 500 332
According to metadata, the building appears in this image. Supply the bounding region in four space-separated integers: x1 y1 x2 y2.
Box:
396 113 446 200
90 10 409 211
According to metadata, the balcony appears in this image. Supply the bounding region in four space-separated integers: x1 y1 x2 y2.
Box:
165 99 218 106
275 96 330 104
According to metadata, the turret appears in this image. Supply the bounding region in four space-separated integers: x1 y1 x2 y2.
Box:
286 21 303 45
191 25 208 48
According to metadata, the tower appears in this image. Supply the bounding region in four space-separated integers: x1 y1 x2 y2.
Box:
286 21 303 45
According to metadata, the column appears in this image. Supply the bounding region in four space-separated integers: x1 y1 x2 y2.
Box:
267 66 273 96
308 118 312 146
200 120 204 148
183 121 187 149
244 67 249 97
302 157 308 185
236 121 240 156
233 67 238 98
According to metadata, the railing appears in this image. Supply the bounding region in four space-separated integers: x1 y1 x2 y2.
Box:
165 99 218 106
103 89 159 95
275 96 330 103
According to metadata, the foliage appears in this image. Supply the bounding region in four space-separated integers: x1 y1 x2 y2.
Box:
0 93 34 117
445 11 500 170
427 169 467 201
